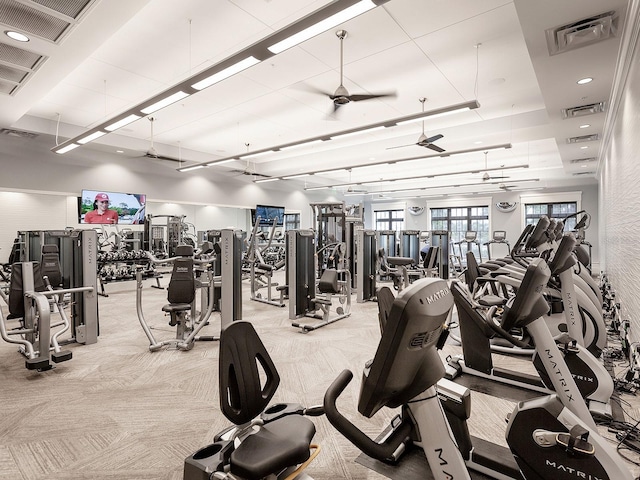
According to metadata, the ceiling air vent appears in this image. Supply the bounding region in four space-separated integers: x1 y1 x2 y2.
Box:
561 101 606 119
546 11 617 56
567 133 600 144
573 171 595 176
0 128 38 138
570 157 596 164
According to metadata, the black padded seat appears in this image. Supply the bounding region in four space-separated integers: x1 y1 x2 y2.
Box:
478 295 507 307
230 415 316 479
161 303 191 313
386 256 415 267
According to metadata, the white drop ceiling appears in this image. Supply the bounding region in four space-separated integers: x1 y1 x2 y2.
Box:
0 0 628 199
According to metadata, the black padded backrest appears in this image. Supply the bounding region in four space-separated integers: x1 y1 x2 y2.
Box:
377 286 395 334
525 216 551 250
464 251 480 287
422 246 437 268
501 258 551 331
219 321 280 425
318 268 339 294
167 257 195 304
547 234 577 275
40 244 62 288
8 262 46 318
175 244 194 257
574 244 590 268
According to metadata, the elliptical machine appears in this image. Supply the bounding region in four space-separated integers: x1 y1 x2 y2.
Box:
323 267 633 479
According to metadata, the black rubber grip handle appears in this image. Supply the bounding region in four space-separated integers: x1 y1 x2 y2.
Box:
323 370 413 462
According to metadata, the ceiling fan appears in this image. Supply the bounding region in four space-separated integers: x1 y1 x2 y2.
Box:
307 30 395 117
481 151 510 181
140 117 183 163
229 143 272 178
343 169 368 194
387 98 445 152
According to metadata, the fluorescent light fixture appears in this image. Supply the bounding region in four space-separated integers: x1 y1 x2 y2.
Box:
319 169 346 175
54 143 80 154
5 30 29 42
255 177 279 183
279 139 325 151
579 124 591 129
77 131 107 144
577 77 593 85
267 0 376 54
240 150 275 159
282 173 311 179
306 185 330 191
105 114 141 131
192 56 260 90
180 165 206 172
141 91 190 114
395 106 471 126
331 125 386 140
206 159 237 166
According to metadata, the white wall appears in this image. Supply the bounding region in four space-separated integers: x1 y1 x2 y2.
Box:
0 132 326 256
599 1 640 344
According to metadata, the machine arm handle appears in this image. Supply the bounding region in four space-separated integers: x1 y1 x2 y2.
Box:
323 369 413 463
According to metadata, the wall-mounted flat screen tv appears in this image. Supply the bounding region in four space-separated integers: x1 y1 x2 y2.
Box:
252 205 285 226
79 189 146 225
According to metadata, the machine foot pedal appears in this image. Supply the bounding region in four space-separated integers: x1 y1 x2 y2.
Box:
52 350 73 363
26 357 52 371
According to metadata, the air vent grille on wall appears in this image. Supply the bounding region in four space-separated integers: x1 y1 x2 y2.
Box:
567 133 600 143
545 11 617 56
561 102 606 118
570 157 596 164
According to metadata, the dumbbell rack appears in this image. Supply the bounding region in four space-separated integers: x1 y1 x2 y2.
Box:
97 250 162 297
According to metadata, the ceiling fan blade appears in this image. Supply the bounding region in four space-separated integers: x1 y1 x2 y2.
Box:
386 143 418 150
425 143 445 153
426 134 443 143
292 82 334 98
349 92 396 102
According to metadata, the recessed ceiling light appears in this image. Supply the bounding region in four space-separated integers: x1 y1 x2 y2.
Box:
579 124 591 128
577 77 593 85
474 141 483 144
580 146 589 149
5 30 29 42
581 164 588 168
116 150 124 153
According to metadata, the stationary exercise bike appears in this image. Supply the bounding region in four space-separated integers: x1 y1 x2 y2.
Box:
184 320 323 480
323 270 632 479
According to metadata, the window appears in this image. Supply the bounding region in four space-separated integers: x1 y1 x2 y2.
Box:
284 213 300 231
430 205 490 259
374 209 404 233
374 209 404 256
524 202 577 231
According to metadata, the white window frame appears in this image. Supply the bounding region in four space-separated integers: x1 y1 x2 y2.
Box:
519 191 582 229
